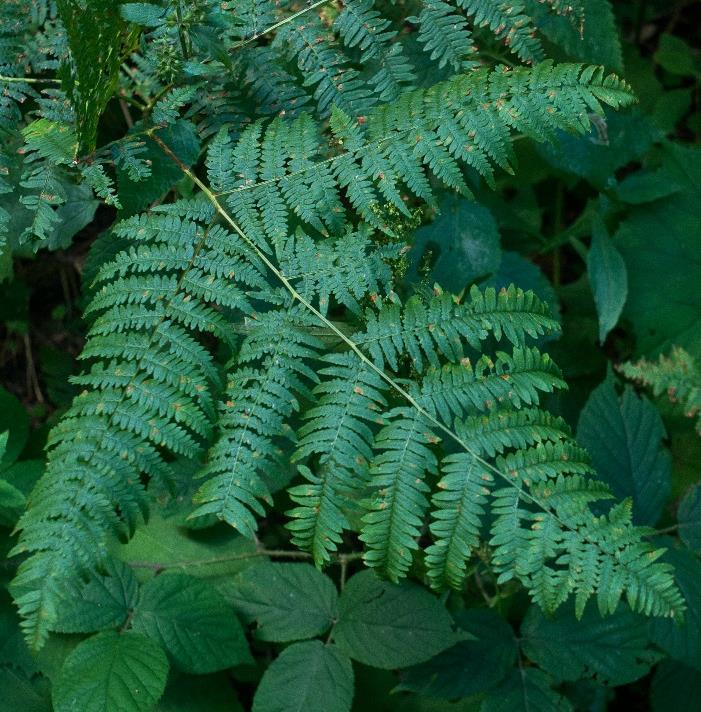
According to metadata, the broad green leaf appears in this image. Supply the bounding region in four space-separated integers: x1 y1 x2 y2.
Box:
1 459 43 497
114 512 257 602
614 167 682 205
655 34 700 78
487 252 558 312
521 603 656 685
0 478 26 527
334 570 462 669
53 559 138 633
0 387 29 469
481 667 571 712
49 183 99 251
679 484 701 551
354 664 480 711
577 377 671 526
652 660 701 712
121 3 168 27
132 573 252 673
615 144 701 355
231 562 338 642
587 217 627 343
53 631 169 712
252 641 353 712
31 634 81 685
398 608 516 699
116 121 201 216
408 196 501 292
538 109 658 190
649 548 701 669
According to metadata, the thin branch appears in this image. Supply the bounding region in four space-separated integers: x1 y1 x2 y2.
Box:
129 548 311 572
23 333 44 404
128 548 363 573
232 0 333 51
0 75 61 85
119 98 134 129
652 524 679 537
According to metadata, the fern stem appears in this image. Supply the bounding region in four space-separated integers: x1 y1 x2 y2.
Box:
0 74 61 84
652 524 679 536
232 0 333 50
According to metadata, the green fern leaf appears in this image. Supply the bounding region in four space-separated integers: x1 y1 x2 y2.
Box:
360 407 438 581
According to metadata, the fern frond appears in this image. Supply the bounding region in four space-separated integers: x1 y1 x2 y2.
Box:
418 347 566 421
239 46 312 117
191 307 323 536
278 225 395 315
14 55 682 652
274 16 376 117
334 0 416 100
619 347 701 435
208 63 635 250
425 451 494 589
15 119 77 247
357 285 560 373
459 0 543 64
360 407 438 581
0 2 64 134
12 206 264 648
455 408 570 457
288 352 388 565
56 0 128 152
225 0 279 42
411 0 476 72
491 481 682 618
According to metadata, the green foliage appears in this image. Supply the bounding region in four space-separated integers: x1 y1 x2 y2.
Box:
52 631 169 712
521 603 657 685
649 547 701 670
587 216 627 343
232 562 339 642
578 375 672 526
679 484 701 551
332 571 463 669
252 640 354 712
399 608 517 699
614 143 701 355
131 573 251 673
1 1 700 710
620 347 701 436
56 0 132 154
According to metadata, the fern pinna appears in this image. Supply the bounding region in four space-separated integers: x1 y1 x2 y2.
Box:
8 1 685 649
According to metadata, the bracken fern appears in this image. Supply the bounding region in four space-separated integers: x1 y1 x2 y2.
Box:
4 0 685 652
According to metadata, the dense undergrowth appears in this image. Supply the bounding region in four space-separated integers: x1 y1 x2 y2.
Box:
0 1 700 710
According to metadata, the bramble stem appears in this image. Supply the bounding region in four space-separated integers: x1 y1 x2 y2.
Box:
128 548 363 572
